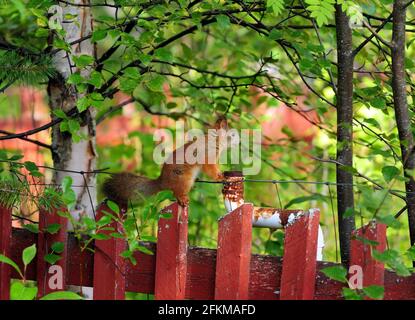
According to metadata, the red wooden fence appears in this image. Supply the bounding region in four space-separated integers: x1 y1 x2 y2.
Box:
0 201 414 300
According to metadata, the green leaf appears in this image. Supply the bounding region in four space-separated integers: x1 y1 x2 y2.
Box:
51 242 65 254
53 109 68 119
353 235 379 246
140 235 157 242
40 291 83 300
267 0 285 15
382 166 400 183
53 37 70 52
24 224 39 234
372 249 411 277
10 281 37 300
406 245 415 261
120 250 137 265
24 161 41 177
23 161 38 172
107 200 120 214
159 212 173 219
363 285 384 300
93 233 110 240
61 176 76 209
45 223 61 234
60 121 69 132
110 232 125 239
377 214 401 229
305 0 335 26
268 28 283 40
88 71 103 88
146 75 165 92
342 287 364 300
119 77 137 94
138 54 152 65
97 214 112 227
364 118 381 130
123 67 141 80
68 119 81 134
62 175 73 192
154 48 174 63
73 54 94 68
216 14 230 29
156 190 175 202
371 97 387 109
44 253 62 265
181 43 192 59
137 245 154 255
9 154 24 161
299 58 314 70
0 254 23 279
22 244 36 268
92 29 107 43
321 265 347 283
35 28 49 38
67 73 83 85
76 96 89 112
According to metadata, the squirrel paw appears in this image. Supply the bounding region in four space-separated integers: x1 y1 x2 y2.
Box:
177 196 189 207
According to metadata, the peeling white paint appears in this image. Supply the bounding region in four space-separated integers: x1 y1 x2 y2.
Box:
317 225 325 261
252 210 282 228
224 199 244 213
286 211 305 227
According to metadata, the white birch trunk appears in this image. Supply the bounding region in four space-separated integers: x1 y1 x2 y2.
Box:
48 0 97 229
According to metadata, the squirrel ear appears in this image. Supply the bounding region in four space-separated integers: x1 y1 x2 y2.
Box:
214 116 228 130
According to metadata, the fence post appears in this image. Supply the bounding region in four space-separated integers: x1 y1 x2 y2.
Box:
155 202 188 300
350 221 386 290
215 203 253 300
93 202 126 300
0 205 11 300
280 209 320 300
36 207 68 298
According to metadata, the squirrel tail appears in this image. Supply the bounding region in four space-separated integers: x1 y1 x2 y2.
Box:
102 172 161 205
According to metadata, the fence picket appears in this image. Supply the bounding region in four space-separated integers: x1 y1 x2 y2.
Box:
0 205 11 300
350 222 386 291
280 209 320 300
154 202 188 300
215 203 253 300
36 207 68 297
93 202 126 300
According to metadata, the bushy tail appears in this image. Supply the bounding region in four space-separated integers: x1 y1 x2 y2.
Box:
102 172 161 205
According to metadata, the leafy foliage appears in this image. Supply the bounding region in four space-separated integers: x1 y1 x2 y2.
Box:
321 265 348 283
1 0 415 301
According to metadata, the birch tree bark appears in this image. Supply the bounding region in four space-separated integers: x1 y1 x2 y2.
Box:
48 1 96 228
335 4 355 265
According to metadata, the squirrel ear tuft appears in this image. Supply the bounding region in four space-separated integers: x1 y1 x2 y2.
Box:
214 116 228 130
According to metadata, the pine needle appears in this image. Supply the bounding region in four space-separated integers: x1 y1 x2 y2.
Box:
0 50 56 87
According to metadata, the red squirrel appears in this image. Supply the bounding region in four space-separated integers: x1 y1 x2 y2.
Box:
102 117 235 206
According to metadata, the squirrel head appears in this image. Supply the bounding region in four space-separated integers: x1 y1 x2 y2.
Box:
213 116 228 131
208 116 239 150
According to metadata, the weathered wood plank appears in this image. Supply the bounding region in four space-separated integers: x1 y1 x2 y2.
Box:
93 202 126 300
280 209 320 300
36 207 68 298
9 227 415 300
154 203 188 300
0 206 12 300
215 203 253 299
